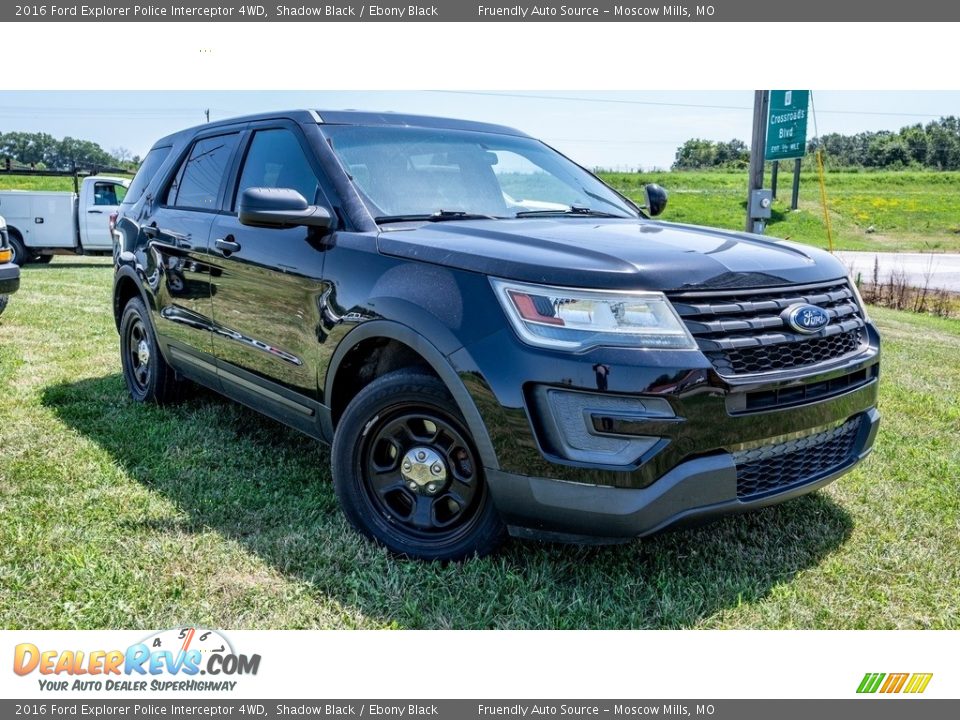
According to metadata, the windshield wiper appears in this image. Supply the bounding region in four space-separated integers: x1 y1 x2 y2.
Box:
514 205 625 219
375 210 505 224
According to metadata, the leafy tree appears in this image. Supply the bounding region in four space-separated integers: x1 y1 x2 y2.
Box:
802 116 960 170
715 139 749 168
0 130 118 170
673 138 718 169
866 132 911 168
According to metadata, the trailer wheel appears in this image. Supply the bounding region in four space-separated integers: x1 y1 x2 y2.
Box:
8 233 28 267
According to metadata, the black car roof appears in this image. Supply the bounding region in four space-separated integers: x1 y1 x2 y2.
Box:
150 109 531 148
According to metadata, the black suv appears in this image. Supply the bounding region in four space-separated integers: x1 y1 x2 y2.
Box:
0 215 19 316
113 111 880 560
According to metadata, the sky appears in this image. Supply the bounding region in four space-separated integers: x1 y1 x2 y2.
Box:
1 90 958 171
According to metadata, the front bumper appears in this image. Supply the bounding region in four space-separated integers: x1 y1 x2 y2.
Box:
488 407 880 542
0 262 20 295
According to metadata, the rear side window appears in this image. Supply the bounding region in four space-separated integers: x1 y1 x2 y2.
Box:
124 146 170 205
234 129 320 208
166 133 240 211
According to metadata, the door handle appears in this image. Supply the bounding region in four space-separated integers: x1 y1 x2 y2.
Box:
88 209 103 214
215 236 241 255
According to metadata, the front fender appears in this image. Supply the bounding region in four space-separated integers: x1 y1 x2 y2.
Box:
323 318 500 471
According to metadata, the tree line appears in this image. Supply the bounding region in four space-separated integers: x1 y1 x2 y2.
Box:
672 116 960 170
0 130 135 172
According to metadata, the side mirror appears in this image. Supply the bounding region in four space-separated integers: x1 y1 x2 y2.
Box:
643 183 668 217
238 187 332 230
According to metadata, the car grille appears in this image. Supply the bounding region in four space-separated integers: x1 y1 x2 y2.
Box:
732 417 862 500
668 279 868 376
737 365 878 413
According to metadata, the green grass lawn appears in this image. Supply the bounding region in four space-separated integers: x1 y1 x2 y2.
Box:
1 259 958 629
599 169 960 252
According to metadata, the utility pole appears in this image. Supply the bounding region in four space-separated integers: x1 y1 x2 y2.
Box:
204 109 210 123
791 157 802 210
746 90 769 233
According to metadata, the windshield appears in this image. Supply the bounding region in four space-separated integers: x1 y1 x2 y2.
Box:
320 125 639 221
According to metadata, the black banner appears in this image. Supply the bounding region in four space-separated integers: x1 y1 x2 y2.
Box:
3 700 958 719
3 0 958 22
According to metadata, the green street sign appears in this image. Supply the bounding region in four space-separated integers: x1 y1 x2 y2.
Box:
765 90 809 160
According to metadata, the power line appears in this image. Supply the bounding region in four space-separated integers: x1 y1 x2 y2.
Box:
429 90 956 119
431 90 753 111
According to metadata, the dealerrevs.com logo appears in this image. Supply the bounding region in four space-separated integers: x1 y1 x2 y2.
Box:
13 628 261 692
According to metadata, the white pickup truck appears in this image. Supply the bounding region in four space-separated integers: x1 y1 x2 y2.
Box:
0 175 129 265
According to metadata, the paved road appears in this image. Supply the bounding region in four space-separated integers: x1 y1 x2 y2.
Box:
833 251 960 292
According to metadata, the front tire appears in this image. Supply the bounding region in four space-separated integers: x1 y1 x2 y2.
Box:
8 234 28 267
331 369 505 561
119 297 181 404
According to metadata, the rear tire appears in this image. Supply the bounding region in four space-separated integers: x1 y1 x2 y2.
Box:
120 297 181 404
331 369 505 561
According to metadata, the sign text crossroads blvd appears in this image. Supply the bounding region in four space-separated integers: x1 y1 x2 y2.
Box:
766 90 809 160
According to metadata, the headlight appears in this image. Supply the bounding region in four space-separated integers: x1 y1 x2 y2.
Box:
847 271 872 322
491 279 697 352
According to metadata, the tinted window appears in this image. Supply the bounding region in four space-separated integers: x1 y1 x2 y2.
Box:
123 146 170 205
234 129 319 208
167 133 239 210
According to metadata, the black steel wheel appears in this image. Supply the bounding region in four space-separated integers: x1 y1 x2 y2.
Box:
119 297 181 404
332 369 505 560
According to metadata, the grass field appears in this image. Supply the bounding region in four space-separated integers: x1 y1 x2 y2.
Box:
4 170 960 254
1 259 958 629
600 170 960 253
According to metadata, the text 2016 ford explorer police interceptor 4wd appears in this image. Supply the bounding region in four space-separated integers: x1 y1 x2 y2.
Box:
112 111 880 560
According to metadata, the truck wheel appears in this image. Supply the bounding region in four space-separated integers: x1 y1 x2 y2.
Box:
0 295 7 316
120 297 181 404
331 369 505 561
8 234 28 267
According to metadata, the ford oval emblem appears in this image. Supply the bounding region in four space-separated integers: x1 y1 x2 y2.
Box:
784 304 830 334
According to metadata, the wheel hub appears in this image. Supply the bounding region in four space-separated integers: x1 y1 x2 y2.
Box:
137 340 150 366
400 446 447 495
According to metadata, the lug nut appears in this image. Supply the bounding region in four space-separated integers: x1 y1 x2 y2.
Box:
402 461 412 471
408 481 418 490
426 483 437 494
430 463 443 475
416 451 426 461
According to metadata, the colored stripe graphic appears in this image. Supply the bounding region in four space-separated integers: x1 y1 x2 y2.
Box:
857 673 885 693
857 672 932 694
904 673 934 694
880 673 909 693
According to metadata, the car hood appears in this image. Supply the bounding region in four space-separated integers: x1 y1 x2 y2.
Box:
376 218 848 291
